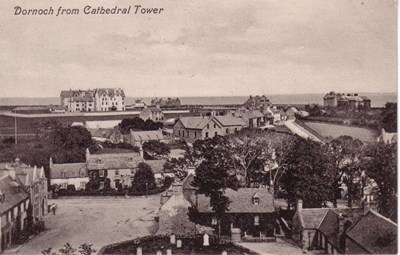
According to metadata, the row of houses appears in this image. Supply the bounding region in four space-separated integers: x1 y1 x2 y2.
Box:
60 88 126 112
158 174 397 254
0 159 48 252
50 148 170 191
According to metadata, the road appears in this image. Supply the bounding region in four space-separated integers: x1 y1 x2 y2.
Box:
14 196 161 255
283 120 322 143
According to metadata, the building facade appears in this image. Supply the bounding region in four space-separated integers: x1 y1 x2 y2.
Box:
323 92 371 110
173 115 246 142
243 95 272 110
60 88 126 112
139 107 164 121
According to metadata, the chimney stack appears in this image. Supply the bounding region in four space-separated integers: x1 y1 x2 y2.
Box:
49 157 53 168
296 199 303 212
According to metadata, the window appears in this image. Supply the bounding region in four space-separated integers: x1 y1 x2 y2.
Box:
207 124 209 129
182 131 185 137
211 216 218 225
214 124 217 128
253 197 260 205
80 182 86 189
194 132 197 138
205 132 209 138
99 170 104 177
226 128 229 134
115 170 119 176
254 215 260 225
187 131 190 137
214 132 218 137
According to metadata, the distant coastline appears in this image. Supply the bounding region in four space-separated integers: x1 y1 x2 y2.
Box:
0 93 396 108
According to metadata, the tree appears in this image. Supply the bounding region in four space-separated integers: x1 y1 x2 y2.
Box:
131 163 156 192
280 138 335 208
142 140 170 159
42 243 96 255
329 136 364 207
190 135 239 238
363 141 397 221
381 103 397 132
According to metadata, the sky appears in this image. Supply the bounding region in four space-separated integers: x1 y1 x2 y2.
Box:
0 0 397 98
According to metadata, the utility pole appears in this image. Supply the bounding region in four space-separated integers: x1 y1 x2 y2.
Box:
14 110 17 144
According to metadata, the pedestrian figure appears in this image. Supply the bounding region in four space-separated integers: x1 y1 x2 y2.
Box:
52 206 56 215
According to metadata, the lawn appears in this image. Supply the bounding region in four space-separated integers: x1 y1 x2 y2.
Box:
304 121 379 143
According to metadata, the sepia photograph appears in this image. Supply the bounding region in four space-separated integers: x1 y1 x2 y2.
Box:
0 0 397 254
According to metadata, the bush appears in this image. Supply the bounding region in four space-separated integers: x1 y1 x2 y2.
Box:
67 185 76 191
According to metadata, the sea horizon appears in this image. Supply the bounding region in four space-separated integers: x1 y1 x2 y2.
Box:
0 92 397 108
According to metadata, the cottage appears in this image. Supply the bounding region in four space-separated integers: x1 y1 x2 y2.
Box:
292 200 331 250
88 127 123 144
50 159 89 191
240 110 266 128
140 106 164 121
316 208 364 254
344 210 397 254
195 188 276 240
129 129 165 147
173 115 246 142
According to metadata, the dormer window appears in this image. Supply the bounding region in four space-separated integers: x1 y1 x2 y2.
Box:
253 193 260 205
211 216 218 226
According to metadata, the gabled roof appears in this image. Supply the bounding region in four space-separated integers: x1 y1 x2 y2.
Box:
346 210 397 254
95 88 126 98
51 163 87 179
297 208 330 229
130 130 164 142
144 160 166 174
87 153 143 170
0 175 29 215
196 188 274 213
318 208 364 250
177 116 213 130
214 116 247 127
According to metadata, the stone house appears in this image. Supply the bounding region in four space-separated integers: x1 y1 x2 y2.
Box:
88 127 123 144
0 173 30 252
129 129 166 147
50 159 89 191
323 92 371 110
0 160 48 220
173 115 246 142
344 210 397 254
194 188 276 239
140 106 164 121
376 129 397 144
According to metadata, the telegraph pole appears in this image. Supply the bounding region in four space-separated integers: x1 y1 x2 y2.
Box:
14 110 17 144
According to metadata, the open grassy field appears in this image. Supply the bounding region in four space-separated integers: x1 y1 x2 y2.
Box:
304 121 379 143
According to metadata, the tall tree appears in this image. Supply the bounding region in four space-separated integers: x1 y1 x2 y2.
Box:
363 141 397 221
280 138 335 208
131 162 156 192
329 136 364 207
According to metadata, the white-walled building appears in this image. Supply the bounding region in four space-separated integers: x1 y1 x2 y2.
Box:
60 88 126 112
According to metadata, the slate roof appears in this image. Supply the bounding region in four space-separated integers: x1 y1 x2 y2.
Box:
346 210 397 254
0 175 30 215
196 188 274 213
87 153 143 170
51 163 87 179
144 160 166 174
298 208 330 229
88 128 115 139
71 96 93 102
214 116 247 127
318 208 364 250
177 117 213 130
95 88 126 98
130 130 164 142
